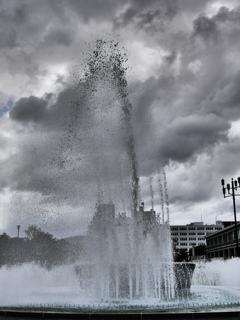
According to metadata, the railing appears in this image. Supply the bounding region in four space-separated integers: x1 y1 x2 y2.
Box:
206 239 240 250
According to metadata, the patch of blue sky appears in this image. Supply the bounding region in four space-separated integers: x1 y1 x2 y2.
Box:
0 95 15 117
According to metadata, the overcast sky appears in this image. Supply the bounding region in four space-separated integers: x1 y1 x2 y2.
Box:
1 0 240 238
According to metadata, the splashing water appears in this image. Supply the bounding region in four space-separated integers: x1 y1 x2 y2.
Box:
149 176 154 211
1 260 240 312
67 41 176 302
162 168 170 224
59 40 140 217
157 168 165 223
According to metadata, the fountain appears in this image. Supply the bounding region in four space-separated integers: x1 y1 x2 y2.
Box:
75 202 175 301
1 40 240 316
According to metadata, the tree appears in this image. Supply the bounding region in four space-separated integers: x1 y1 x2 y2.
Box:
25 225 54 242
0 227 79 269
0 233 10 266
174 248 189 262
25 225 58 268
0 232 10 242
172 239 190 262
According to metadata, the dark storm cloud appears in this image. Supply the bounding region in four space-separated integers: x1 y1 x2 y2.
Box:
10 96 47 122
131 3 240 176
159 114 230 163
192 5 240 44
193 15 219 41
214 6 240 22
114 0 178 32
0 2 28 49
41 28 73 47
213 71 240 116
136 9 164 33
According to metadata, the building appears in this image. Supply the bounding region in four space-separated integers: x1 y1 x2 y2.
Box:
206 222 240 259
170 221 224 252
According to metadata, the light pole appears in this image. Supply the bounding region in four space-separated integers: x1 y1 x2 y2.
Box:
17 225 20 238
221 178 240 257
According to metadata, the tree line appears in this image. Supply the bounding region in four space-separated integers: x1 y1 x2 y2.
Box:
0 224 207 268
0 225 84 269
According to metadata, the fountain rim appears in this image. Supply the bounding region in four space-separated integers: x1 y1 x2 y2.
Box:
1 309 240 319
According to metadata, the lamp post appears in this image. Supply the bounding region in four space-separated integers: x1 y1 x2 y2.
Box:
17 225 20 238
221 178 240 257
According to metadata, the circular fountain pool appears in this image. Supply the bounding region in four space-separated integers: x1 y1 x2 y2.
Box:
0 260 240 313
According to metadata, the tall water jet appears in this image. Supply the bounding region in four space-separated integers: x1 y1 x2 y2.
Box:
70 40 175 302
149 176 154 211
59 40 140 218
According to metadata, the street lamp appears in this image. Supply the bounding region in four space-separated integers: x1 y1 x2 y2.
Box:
221 178 240 257
17 225 20 238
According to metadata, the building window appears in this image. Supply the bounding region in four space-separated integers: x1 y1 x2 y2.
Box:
180 238 187 240
198 232 205 235
180 233 187 235
189 228 195 230
171 233 178 236
228 232 234 241
180 228 186 230
180 243 187 246
206 227 213 230
197 228 204 230
189 237 196 240
189 233 196 235
171 227 178 231
190 243 196 246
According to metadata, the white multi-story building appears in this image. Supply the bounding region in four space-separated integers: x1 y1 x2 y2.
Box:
170 221 224 252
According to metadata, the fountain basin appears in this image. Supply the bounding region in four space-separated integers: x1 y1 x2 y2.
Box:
1 309 240 319
174 263 195 297
74 262 195 301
